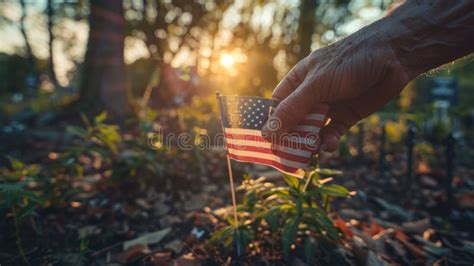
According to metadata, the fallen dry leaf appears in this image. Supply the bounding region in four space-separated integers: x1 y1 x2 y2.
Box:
78 225 100 239
394 230 410 242
366 250 390 266
402 218 430 234
363 221 384 237
396 237 427 258
123 228 171 250
126 244 151 261
148 251 172 265
455 191 474 209
334 216 353 239
174 252 202 266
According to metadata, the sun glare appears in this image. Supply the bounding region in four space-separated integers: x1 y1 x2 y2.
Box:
219 53 236 69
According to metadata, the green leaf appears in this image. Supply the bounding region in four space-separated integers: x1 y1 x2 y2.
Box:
262 187 290 200
210 226 233 243
304 207 339 240
19 205 37 219
0 182 24 191
282 173 300 189
226 215 238 227
260 206 282 231
243 190 257 209
304 237 318 264
8 157 25 170
316 168 343 177
95 111 108 123
300 217 322 233
319 184 350 197
302 189 318 201
308 170 320 183
282 217 299 259
66 126 88 138
280 203 296 213
80 113 91 128
235 227 253 253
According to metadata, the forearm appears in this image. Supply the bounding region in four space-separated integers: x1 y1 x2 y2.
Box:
383 0 474 79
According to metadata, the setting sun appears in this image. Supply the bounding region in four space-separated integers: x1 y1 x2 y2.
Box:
219 53 236 69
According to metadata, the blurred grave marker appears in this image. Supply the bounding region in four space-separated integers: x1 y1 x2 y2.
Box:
429 77 458 105
24 73 39 94
405 122 417 190
424 77 460 138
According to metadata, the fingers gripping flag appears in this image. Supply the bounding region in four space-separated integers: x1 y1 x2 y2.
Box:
218 96 328 178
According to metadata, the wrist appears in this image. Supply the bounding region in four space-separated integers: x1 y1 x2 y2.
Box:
380 0 474 78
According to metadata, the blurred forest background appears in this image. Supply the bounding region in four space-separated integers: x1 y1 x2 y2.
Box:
1 0 473 265
1 0 473 116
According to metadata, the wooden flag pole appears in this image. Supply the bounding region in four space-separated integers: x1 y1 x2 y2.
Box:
216 92 241 255
225 155 239 229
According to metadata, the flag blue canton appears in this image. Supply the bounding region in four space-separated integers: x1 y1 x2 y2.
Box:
220 96 275 130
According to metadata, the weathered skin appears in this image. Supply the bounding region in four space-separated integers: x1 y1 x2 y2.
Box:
262 0 474 152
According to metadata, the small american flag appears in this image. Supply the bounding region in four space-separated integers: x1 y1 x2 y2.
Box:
218 95 328 178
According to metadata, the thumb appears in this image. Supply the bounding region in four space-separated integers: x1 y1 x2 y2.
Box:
262 82 314 141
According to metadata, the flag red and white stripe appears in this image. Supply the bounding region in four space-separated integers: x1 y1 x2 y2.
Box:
223 105 328 178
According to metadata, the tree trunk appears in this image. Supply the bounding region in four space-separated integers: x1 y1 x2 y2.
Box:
298 0 318 60
47 0 59 88
80 0 130 115
18 0 35 71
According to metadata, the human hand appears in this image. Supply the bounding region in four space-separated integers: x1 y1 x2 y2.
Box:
262 19 410 152
262 0 474 153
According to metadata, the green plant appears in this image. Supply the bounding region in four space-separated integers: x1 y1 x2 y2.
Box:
0 112 122 264
66 111 121 154
50 111 121 180
62 111 166 188
111 137 165 185
0 112 166 264
111 109 166 184
211 168 353 263
0 158 44 266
